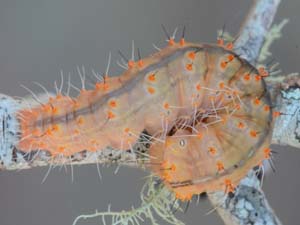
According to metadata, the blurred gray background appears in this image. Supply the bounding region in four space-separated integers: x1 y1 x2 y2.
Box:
0 0 299 225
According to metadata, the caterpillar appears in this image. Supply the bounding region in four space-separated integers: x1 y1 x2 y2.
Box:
15 33 274 200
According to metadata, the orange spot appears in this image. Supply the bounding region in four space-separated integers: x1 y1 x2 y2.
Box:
217 38 224 46
226 42 233 50
95 82 109 91
128 60 135 69
250 130 257 138
273 111 281 118
148 74 156 82
259 67 269 77
170 164 176 172
254 97 261 106
224 179 232 186
220 61 227 69
147 87 156 94
196 132 203 140
188 52 196 60
179 38 185 46
227 54 234 61
45 128 53 136
186 63 193 71
107 111 116 119
124 127 130 133
243 73 251 81
76 116 84 125
235 104 241 110
108 100 117 108
57 146 66 153
219 82 225 89
196 84 201 91
138 60 144 68
237 122 245 129
103 83 109 91
255 74 261 81
224 179 235 193
168 38 175 46
216 161 225 172
56 94 63 100
73 129 80 135
52 107 59 114
163 102 170 109
52 124 60 132
208 147 217 156
264 105 270 112
95 82 103 90
175 192 181 199
264 148 271 159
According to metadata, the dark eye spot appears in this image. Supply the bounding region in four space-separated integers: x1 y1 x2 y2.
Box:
179 139 187 147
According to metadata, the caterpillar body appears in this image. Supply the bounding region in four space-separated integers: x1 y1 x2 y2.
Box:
16 40 273 199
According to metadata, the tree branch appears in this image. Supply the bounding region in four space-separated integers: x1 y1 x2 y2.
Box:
234 0 281 64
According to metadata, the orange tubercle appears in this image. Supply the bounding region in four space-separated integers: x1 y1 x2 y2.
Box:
216 161 225 172
188 52 196 60
186 63 193 71
138 60 144 68
107 111 116 119
249 130 258 138
217 38 224 46
147 86 156 94
273 111 281 117
148 74 156 82
127 60 135 69
243 73 251 81
168 38 175 46
108 100 117 108
220 61 227 69
179 38 185 46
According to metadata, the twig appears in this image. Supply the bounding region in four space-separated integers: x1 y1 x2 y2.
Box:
234 0 281 64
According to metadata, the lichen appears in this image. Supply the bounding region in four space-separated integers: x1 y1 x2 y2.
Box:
72 176 184 225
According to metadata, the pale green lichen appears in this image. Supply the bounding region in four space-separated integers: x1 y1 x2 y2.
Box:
72 176 184 225
217 30 234 42
258 19 289 63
